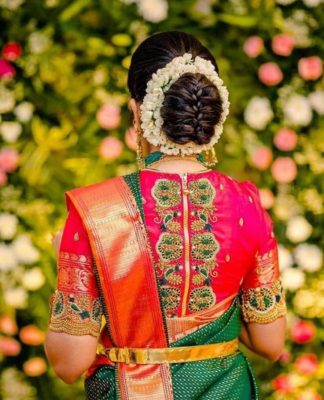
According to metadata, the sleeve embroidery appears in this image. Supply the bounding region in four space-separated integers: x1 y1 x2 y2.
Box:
239 279 287 324
48 198 103 338
49 288 103 338
238 181 287 324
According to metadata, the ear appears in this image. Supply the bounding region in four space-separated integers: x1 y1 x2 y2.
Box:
128 98 141 128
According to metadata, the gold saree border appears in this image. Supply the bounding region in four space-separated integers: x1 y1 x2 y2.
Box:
65 177 173 400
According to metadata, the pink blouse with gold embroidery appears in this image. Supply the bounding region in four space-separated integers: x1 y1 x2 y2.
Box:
48 169 286 338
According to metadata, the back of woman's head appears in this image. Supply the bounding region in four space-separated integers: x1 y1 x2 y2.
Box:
127 31 223 146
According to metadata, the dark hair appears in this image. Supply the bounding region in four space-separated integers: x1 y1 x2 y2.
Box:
127 31 223 146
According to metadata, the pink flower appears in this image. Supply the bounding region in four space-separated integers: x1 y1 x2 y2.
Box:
2 42 22 61
271 157 297 183
0 58 16 80
0 148 19 172
125 126 137 151
0 170 7 187
272 374 294 393
96 103 121 130
23 357 47 377
294 354 319 375
243 36 264 58
99 136 124 161
272 34 295 56
251 146 273 170
19 325 45 346
274 128 298 151
298 56 323 80
0 336 21 356
258 62 283 86
291 320 316 344
259 188 275 209
0 315 18 336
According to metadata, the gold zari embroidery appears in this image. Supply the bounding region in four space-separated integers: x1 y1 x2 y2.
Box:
239 279 287 324
48 289 103 337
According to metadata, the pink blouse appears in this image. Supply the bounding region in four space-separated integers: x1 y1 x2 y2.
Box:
48 168 286 338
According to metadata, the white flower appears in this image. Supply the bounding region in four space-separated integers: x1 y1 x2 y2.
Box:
244 97 273 130
0 86 15 114
139 53 230 156
14 102 34 122
0 0 25 9
28 32 51 54
283 94 313 126
286 215 313 243
0 213 18 239
137 0 168 22
303 0 323 6
0 243 18 271
294 243 323 272
308 91 324 114
11 234 40 264
4 287 28 309
278 244 294 271
0 121 22 143
21 267 45 290
281 267 305 291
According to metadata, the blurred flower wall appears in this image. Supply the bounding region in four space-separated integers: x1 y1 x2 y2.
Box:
0 0 323 399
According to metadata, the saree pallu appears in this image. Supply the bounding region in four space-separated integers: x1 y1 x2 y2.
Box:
84 297 258 399
65 174 259 400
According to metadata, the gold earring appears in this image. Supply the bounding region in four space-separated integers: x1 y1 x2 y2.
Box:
203 147 218 167
134 119 145 170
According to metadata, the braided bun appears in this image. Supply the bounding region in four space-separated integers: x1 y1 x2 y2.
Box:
160 73 223 145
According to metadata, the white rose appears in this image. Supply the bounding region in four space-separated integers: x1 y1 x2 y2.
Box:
303 0 322 6
308 91 324 114
0 243 18 271
14 102 34 122
11 235 40 264
283 94 313 126
0 213 18 239
281 267 305 291
0 121 22 143
4 287 28 309
293 243 323 272
278 244 294 271
286 215 313 243
0 87 15 114
137 0 168 22
28 32 51 54
21 267 45 290
244 97 274 130
0 0 25 10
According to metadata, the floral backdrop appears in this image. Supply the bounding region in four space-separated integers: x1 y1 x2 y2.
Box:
0 0 323 399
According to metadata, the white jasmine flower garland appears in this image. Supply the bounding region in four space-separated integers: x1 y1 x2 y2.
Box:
139 53 230 156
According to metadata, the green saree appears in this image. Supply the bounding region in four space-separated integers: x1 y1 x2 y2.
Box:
84 297 259 399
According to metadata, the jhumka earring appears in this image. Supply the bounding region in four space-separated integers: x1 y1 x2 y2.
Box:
134 119 145 170
203 147 218 167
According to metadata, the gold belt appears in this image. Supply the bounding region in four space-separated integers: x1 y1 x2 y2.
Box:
98 338 239 364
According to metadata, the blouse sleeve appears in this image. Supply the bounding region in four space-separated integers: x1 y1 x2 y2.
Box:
238 181 287 324
48 198 103 338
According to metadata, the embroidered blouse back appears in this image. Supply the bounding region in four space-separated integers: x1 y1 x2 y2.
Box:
48 169 286 341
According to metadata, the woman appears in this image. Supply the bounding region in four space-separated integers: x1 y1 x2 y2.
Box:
44 31 287 399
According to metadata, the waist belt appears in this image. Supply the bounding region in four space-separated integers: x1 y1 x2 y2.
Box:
99 338 239 364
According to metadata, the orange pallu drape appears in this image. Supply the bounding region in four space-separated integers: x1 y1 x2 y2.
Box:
65 176 174 399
